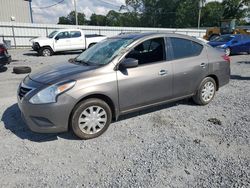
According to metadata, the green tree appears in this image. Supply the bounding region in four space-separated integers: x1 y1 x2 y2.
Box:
222 0 250 19
201 2 224 27
58 11 86 25
89 14 107 26
105 10 122 26
175 0 200 28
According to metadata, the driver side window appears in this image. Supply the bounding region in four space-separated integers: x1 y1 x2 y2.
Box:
125 37 166 65
56 31 70 39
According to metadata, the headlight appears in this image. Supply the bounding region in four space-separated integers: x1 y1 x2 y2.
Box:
217 44 226 48
29 80 76 104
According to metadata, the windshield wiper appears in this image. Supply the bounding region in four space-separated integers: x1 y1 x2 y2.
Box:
74 60 91 66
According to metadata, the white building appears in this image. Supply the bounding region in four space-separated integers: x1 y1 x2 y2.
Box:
0 0 32 23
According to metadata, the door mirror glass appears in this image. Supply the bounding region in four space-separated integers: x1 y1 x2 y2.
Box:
55 36 59 40
120 58 138 69
68 58 75 63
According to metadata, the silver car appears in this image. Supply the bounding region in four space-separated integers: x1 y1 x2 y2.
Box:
17 33 230 139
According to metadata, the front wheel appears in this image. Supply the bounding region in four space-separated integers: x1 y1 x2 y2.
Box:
225 48 231 56
193 77 216 105
71 99 112 140
39 47 53 56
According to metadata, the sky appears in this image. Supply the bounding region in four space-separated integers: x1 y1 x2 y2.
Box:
32 0 125 24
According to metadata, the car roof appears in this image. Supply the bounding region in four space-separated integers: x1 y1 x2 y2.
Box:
53 28 82 32
110 32 202 42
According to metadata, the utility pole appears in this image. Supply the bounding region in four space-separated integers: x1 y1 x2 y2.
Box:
198 0 205 29
74 0 78 25
29 0 34 23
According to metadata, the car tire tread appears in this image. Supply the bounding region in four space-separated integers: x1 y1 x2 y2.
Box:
192 77 216 106
71 98 112 140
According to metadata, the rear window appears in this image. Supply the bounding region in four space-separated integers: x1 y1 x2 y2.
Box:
169 38 203 60
70 31 81 38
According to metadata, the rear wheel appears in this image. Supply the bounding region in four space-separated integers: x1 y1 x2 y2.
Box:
193 77 216 105
71 98 112 140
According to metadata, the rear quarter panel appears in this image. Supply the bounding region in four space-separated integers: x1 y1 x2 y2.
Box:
206 47 230 88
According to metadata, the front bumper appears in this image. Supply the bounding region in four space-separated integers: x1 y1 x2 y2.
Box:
17 82 77 133
32 43 40 51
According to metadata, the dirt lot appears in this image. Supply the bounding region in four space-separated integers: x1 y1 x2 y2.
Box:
0 49 249 187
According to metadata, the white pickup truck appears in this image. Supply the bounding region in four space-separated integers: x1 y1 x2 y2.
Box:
31 29 107 56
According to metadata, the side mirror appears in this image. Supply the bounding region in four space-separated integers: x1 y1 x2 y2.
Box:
68 58 75 63
55 36 59 40
120 58 138 69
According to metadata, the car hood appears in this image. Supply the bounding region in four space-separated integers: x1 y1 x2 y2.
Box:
29 62 97 85
32 37 52 43
208 41 228 47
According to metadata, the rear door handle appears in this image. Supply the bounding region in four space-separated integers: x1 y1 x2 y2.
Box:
200 63 207 68
159 70 168 76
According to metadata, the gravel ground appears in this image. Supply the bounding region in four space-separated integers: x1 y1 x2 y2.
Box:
0 49 249 188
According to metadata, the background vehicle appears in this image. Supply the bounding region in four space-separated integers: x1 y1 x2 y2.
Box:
18 33 230 140
0 44 11 68
193 36 209 43
208 34 250 56
204 19 250 41
31 29 107 56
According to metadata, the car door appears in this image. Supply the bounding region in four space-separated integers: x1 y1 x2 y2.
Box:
70 31 85 50
167 37 209 98
117 37 173 113
238 35 250 53
54 31 71 51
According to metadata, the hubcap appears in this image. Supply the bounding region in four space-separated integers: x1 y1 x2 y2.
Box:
43 49 51 56
78 106 107 135
201 81 215 102
225 48 230 56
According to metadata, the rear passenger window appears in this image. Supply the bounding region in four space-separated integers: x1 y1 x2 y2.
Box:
70 31 81 38
170 38 203 60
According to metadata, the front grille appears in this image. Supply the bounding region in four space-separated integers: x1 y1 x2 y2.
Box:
19 86 32 99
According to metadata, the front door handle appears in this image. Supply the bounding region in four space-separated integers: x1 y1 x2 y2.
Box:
200 63 207 68
159 70 168 76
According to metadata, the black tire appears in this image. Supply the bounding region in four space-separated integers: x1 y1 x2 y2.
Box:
192 77 216 105
71 98 112 140
13 66 31 74
39 47 53 56
88 43 96 48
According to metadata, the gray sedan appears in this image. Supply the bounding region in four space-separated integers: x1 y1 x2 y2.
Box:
17 33 230 139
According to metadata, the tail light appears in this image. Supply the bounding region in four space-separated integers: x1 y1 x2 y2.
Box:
0 47 5 53
222 55 230 63
0 47 7 54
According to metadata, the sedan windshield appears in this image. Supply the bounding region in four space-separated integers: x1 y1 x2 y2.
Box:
76 38 134 65
211 35 234 42
48 31 58 38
